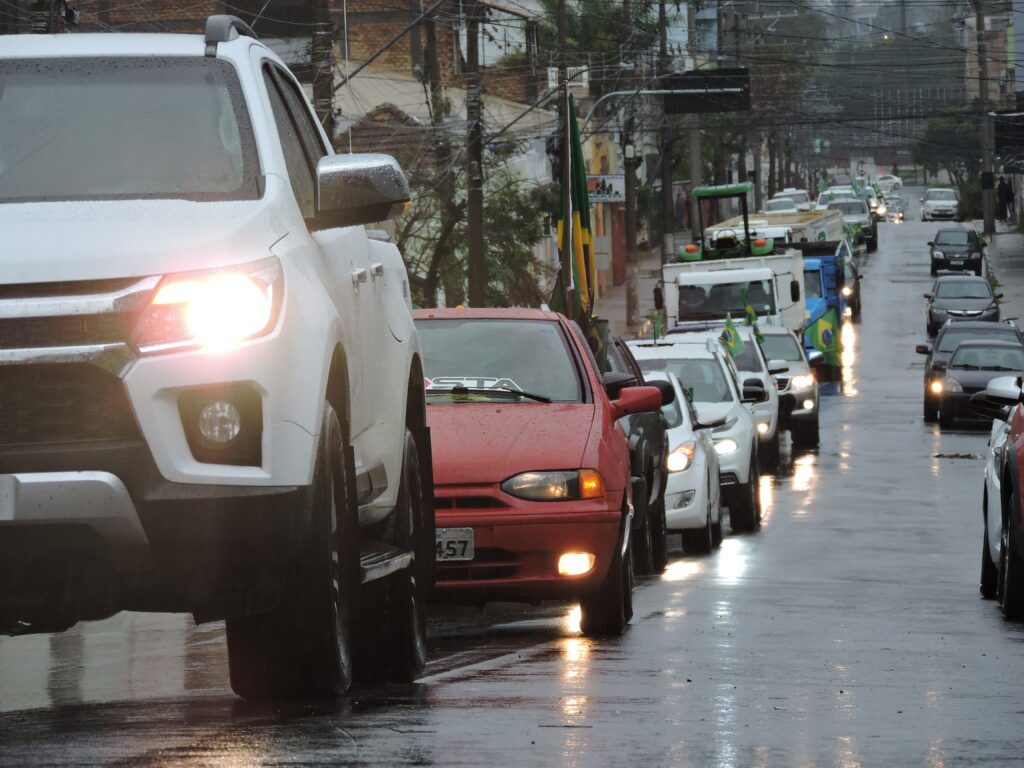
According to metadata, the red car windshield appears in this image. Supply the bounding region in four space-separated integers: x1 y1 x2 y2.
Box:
417 318 583 403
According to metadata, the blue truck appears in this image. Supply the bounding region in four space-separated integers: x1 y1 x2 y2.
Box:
792 240 854 378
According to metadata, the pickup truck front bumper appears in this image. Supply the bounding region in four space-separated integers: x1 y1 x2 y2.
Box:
0 440 307 634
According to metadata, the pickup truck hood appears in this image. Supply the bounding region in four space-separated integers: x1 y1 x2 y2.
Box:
692 401 733 426
1 195 287 283
427 402 596 485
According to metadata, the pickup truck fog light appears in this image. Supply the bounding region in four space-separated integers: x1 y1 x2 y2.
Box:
675 490 696 508
803 399 815 410
756 422 770 435
199 401 241 444
558 552 596 576
179 384 262 466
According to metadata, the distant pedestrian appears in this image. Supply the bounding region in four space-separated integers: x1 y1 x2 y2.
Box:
995 175 1011 221
1008 182 1017 223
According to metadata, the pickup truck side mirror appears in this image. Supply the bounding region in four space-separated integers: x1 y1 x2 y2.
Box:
694 415 728 430
612 386 662 419
790 280 800 303
923 293 933 300
602 371 637 400
311 154 410 230
927 241 933 246
653 284 664 311
741 378 768 403
996 292 1004 300
767 359 789 375
985 375 1024 405
649 379 676 406
807 350 825 366
915 343 931 355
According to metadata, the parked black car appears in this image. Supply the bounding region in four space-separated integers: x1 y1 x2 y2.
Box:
606 336 672 575
916 321 1023 421
925 275 1001 336
934 340 1024 427
929 228 984 277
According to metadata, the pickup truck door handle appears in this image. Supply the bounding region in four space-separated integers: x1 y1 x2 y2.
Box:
370 262 385 277
352 268 368 285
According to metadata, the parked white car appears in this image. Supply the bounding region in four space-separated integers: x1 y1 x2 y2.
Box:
664 325 785 470
877 174 902 194
922 188 960 221
764 198 799 213
629 338 763 533
758 326 822 448
0 18 433 700
643 371 722 554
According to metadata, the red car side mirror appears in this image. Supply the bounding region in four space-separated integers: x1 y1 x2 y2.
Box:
612 386 662 419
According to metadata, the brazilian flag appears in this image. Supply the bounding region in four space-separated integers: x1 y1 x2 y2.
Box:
720 315 745 357
806 308 840 366
741 290 764 344
549 93 593 326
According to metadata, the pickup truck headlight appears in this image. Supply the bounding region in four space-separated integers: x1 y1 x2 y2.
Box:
790 373 815 391
943 377 963 393
134 258 283 354
501 469 605 501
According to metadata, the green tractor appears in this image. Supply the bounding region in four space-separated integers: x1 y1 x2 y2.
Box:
677 182 776 262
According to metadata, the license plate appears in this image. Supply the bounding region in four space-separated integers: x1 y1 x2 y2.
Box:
436 527 475 562
951 260 963 267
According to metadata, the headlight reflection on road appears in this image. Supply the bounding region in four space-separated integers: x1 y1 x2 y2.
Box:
759 474 774 524
792 454 818 513
564 605 582 633
561 636 589 680
662 559 704 582
716 538 748 585
841 322 857 394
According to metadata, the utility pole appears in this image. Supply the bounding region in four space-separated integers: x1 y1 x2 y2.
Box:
623 0 639 326
311 0 334 128
466 0 487 306
658 0 674 265
687 0 703 242
975 0 996 237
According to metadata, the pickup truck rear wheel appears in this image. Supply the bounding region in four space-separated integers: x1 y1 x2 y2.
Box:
226 401 358 699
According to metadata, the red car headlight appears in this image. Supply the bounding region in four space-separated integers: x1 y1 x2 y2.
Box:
134 258 282 354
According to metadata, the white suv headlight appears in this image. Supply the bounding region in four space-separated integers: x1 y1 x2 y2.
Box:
790 373 815 391
134 258 283 354
714 438 739 455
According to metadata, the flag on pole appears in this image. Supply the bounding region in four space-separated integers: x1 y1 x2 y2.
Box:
549 93 593 325
720 314 745 357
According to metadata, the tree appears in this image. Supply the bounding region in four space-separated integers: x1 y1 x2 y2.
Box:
912 114 982 193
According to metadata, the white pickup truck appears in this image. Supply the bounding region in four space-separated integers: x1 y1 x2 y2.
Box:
0 17 433 700
658 252 807 332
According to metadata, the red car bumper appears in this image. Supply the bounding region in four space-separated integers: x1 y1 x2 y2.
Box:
432 486 625 603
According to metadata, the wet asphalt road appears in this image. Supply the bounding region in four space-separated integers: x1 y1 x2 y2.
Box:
3 194 1024 766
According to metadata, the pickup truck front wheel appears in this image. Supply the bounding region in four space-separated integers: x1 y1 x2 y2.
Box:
226 401 358 699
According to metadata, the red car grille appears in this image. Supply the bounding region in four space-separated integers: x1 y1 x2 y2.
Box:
438 548 520 581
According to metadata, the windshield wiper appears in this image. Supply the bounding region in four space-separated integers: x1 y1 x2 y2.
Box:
953 364 980 370
985 366 1022 371
427 386 552 403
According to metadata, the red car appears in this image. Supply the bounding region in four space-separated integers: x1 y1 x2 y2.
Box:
414 308 662 635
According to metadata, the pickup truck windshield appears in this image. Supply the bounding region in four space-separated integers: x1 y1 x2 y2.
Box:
760 334 804 361
828 201 868 216
637 358 734 403
678 279 775 321
0 57 260 203
417 318 582 403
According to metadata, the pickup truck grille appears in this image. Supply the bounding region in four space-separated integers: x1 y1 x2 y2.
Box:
0 313 138 350
0 364 140 447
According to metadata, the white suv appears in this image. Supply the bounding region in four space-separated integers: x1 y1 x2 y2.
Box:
0 17 433 699
628 338 763 533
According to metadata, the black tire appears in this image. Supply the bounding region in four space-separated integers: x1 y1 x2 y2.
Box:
650 493 669 573
630 477 655 575
981 504 998 600
1000 486 1024 620
975 265 983 277
923 395 938 422
760 430 781 472
386 430 428 683
729 457 760 533
580 532 631 636
226 401 357 700
792 417 820 449
930 264 937 277
939 405 953 429
680 498 713 555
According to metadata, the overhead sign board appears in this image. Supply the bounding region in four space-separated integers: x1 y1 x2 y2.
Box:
587 175 625 202
662 68 751 114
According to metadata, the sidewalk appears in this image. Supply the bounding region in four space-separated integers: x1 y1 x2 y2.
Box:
593 233 692 340
984 222 1024 324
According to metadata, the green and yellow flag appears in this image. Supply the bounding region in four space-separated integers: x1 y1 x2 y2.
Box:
720 315 745 357
806 308 840 367
549 93 593 325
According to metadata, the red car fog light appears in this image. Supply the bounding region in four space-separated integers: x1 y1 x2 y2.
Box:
558 552 596 576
